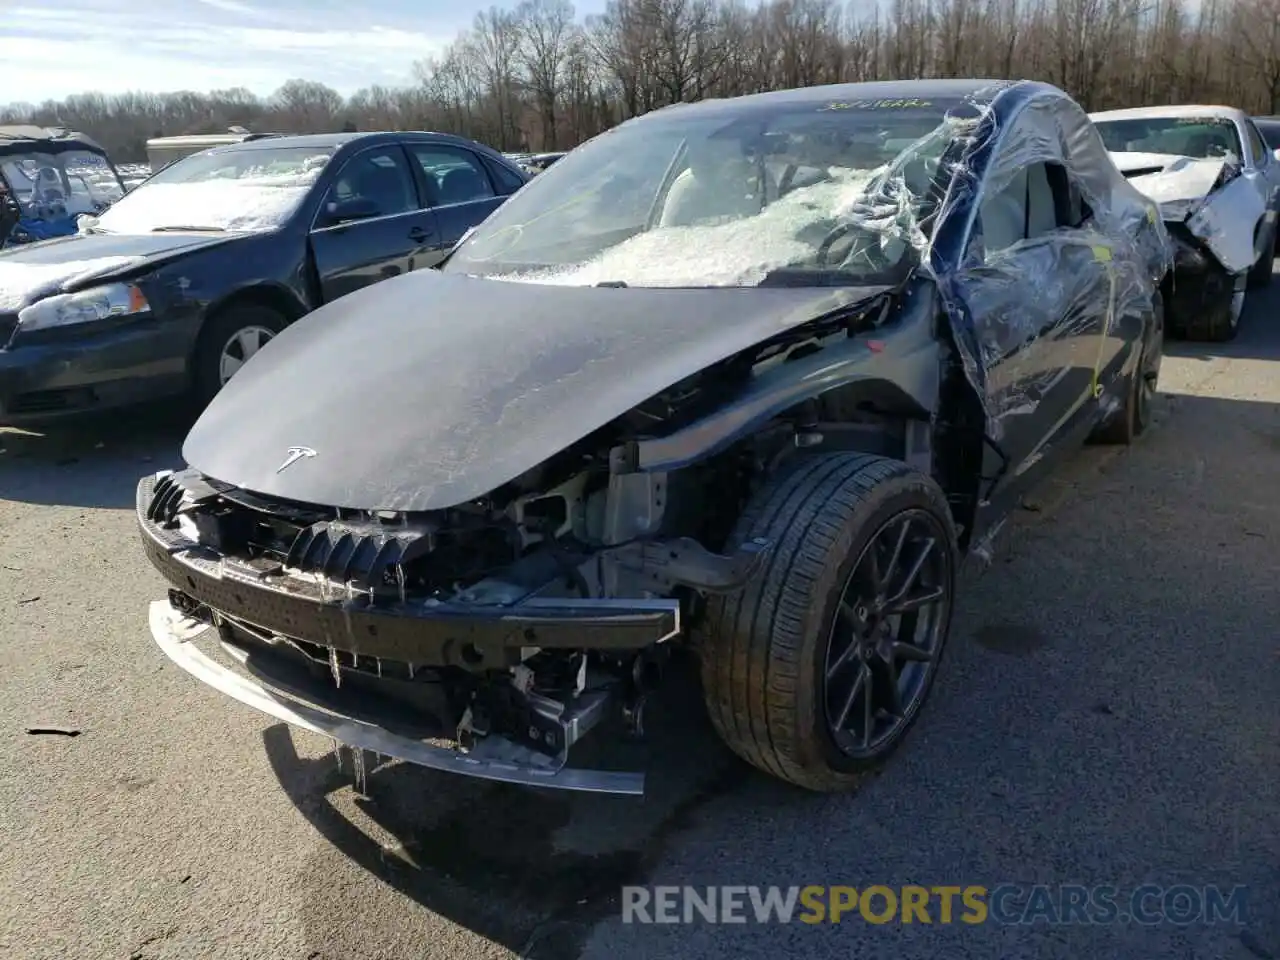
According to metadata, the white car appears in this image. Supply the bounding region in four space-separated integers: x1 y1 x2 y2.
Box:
1091 105 1280 341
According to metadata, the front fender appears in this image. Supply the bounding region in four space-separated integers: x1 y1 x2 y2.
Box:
1186 172 1268 273
635 311 939 472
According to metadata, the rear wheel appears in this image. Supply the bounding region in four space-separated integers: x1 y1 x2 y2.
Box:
700 453 958 792
192 305 286 408
1092 290 1163 444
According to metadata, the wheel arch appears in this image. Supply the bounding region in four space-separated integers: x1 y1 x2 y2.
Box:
634 351 939 474
189 284 308 368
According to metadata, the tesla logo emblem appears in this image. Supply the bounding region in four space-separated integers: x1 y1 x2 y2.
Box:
276 446 317 473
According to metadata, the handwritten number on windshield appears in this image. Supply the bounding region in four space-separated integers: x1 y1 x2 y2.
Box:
820 99 933 111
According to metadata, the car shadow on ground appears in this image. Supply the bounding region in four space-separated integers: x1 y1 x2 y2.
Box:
1163 274 1280 364
0 402 193 509
258 385 1280 960
261 655 760 959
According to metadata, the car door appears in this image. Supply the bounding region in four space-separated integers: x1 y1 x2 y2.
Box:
965 150 1117 513
308 144 440 302
405 143 510 267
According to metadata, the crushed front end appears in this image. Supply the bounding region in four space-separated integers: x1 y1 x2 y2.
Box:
137 465 769 795
1123 159 1266 335
1162 219 1241 333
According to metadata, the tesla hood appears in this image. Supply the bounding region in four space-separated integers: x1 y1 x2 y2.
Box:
182 269 890 512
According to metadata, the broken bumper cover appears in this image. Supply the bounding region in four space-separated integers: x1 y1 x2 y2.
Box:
1163 224 1240 328
135 475 682 668
136 471 685 796
148 599 645 795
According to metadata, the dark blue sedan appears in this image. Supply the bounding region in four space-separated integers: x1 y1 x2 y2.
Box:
0 130 528 424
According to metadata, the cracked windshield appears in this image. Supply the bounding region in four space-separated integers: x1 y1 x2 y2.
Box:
447 102 958 287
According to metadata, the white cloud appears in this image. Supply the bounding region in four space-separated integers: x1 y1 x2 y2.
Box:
190 0 277 16
0 1 450 104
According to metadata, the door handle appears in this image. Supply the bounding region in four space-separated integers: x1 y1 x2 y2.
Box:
408 226 432 243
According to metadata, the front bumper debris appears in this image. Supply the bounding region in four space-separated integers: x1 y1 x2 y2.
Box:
136 469 685 796
136 474 683 670
1164 224 1239 330
149 599 646 795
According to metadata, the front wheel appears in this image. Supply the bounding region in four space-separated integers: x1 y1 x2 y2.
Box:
700 453 958 792
1183 270 1245 343
192 305 286 408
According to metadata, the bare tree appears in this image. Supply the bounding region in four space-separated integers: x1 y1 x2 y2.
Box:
6 0 1280 165
516 0 578 148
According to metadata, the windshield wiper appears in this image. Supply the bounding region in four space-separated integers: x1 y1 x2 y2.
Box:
758 268 873 288
150 225 226 233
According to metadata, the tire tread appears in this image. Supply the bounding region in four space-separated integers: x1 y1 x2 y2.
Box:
701 451 955 791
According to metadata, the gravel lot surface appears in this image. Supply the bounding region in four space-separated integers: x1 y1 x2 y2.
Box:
2 284 1277 960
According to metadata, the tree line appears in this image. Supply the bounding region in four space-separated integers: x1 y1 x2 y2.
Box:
3 0 1279 164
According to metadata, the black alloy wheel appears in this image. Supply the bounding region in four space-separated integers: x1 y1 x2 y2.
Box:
822 508 952 759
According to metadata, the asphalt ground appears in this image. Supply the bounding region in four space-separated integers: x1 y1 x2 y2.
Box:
1 280 1278 960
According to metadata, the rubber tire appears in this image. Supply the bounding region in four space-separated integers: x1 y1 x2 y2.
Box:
1183 275 1242 343
699 452 958 793
1247 221 1276 290
192 305 287 408
1092 290 1162 445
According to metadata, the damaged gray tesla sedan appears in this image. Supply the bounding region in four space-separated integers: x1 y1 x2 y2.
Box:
137 79 1172 797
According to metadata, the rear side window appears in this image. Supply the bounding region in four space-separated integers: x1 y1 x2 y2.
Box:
409 145 496 206
483 157 527 195
1245 121 1269 163
1255 120 1280 151
979 161 1088 257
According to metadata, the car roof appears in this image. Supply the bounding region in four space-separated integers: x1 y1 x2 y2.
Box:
644 79 1017 119
0 124 108 153
1090 104 1247 123
217 131 502 154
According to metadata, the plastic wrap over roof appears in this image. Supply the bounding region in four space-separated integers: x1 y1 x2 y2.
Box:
834 80 1173 439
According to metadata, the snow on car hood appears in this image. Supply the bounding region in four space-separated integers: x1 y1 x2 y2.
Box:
182 268 891 513
0 256 143 312
0 230 235 311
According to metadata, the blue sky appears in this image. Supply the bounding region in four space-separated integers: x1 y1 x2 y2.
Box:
0 0 609 104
